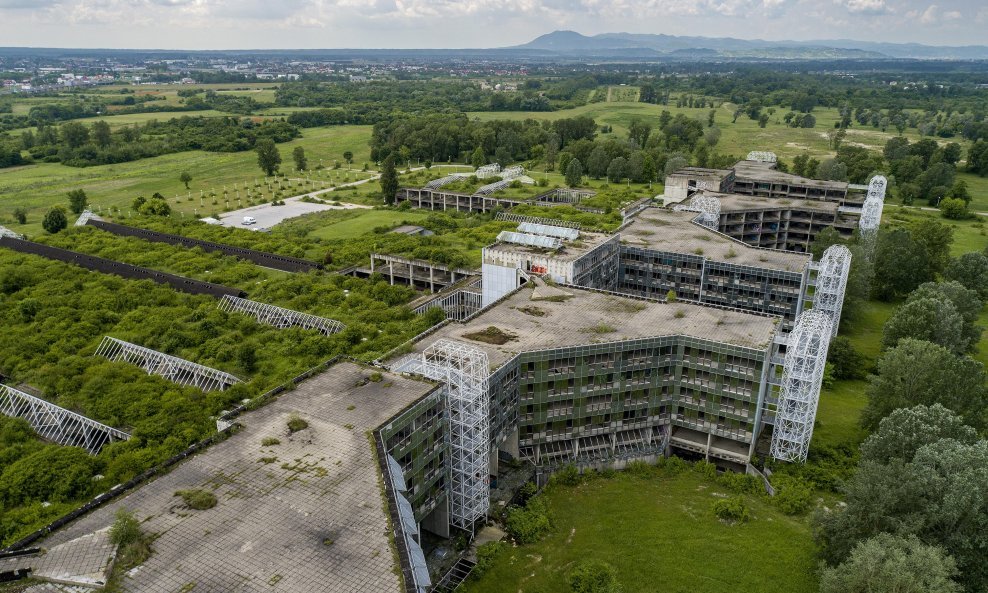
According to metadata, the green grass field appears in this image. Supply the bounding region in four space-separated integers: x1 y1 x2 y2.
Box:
306 209 432 241
0 125 375 234
461 472 818 593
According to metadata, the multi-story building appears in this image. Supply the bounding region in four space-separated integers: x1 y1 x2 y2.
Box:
664 158 852 205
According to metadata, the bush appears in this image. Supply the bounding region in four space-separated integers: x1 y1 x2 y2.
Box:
287 414 308 433
552 464 582 486
771 476 813 515
174 489 218 510
109 509 142 547
41 206 68 234
261 437 280 446
718 472 764 496
693 460 717 479
506 496 552 544
712 496 751 523
568 559 622 593
472 541 507 580
939 197 969 220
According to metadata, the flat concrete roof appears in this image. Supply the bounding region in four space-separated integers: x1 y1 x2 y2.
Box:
486 230 614 263
709 192 839 214
620 208 811 271
38 362 436 593
402 285 780 369
732 160 848 191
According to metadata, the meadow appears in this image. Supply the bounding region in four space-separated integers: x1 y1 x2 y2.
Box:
460 470 818 593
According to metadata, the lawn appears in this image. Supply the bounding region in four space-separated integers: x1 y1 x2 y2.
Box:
306 209 433 241
461 471 818 593
0 124 375 235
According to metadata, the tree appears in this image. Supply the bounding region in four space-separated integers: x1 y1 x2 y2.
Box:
139 197 171 216
66 189 88 215
587 146 609 179
627 118 651 149
860 404 977 465
471 147 486 168
882 298 965 354
827 336 865 381
568 560 621 593
872 229 931 300
816 438 988 592
179 171 192 190
863 338 987 430
641 154 657 184
606 157 627 183
13 208 27 225
945 252 988 299
910 218 954 278
255 138 281 176
757 113 769 128
820 534 961 593
940 198 969 220
565 158 583 187
59 122 89 149
41 207 67 234
292 146 307 172
342 150 353 168
92 120 112 149
379 154 399 205
906 281 983 352
816 158 848 181
663 154 688 177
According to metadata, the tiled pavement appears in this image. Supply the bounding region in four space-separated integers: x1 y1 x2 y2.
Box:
39 362 435 593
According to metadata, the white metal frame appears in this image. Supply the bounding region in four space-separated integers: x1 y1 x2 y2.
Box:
496 231 563 249
413 289 483 321
218 295 345 336
674 194 721 229
475 179 511 196
424 175 461 190
0 384 130 455
95 336 243 392
812 245 852 337
475 164 501 179
420 339 491 531
517 222 580 241
770 310 833 463
746 151 778 163
500 165 524 180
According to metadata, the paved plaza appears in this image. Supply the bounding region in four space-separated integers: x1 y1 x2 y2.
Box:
39 362 435 593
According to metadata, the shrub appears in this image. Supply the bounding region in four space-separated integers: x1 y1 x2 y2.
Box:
506 496 552 544
771 476 813 515
287 414 308 433
472 541 507 580
261 437 281 446
712 496 750 523
693 460 718 479
174 489 218 510
553 464 582 486
568 559 622 593
718 472 764 496
109 509 142 547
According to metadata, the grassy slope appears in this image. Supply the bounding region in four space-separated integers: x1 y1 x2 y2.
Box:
307 209 433 241
461 472 817 593
0 125 375 234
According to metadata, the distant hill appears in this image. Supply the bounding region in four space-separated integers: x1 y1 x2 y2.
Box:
513 30 988 60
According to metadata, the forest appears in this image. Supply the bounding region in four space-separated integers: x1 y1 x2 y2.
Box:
8 116 299 168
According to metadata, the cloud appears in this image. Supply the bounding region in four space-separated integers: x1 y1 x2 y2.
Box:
837 0 889 15
919 4 938 24
0 0 60 8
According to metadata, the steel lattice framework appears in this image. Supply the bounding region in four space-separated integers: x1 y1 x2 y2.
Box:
0 384 130 455
475 179 511 196
674 195 721 228
424 175 461 190
0 225 24 239
95 336 243 392
475 164 501 179
746 151 778 163
420 339 491 531
867 175 888 200
813 245 852 337
74 210 100 227
500 165 524 180
218 295 345 336
770 310 834 463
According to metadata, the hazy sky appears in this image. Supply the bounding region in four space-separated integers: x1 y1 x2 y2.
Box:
1 0 986 50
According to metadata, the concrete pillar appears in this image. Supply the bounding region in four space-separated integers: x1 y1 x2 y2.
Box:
500 427 520 458
389 262 394 286
429 266 435 293
421 498 450 539
706 432 713 462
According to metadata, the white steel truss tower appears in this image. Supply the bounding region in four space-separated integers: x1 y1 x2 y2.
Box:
0 384 130 454
218 295 345 336
812 245 852 337
420 339 491 531
770 310 833 463
95 336 243 392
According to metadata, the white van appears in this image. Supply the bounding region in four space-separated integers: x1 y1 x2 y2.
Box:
242 216 257 226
